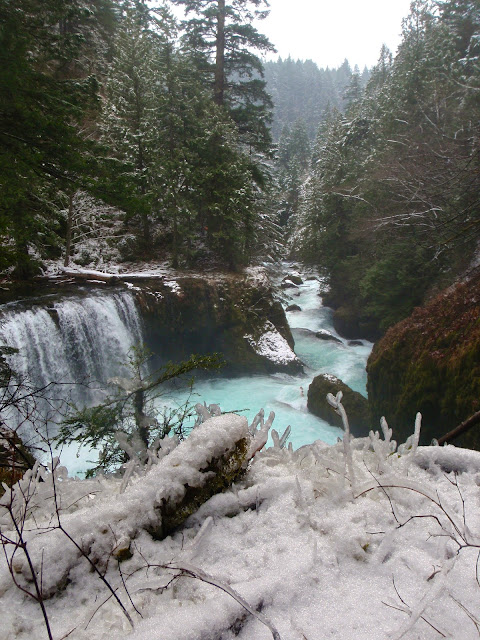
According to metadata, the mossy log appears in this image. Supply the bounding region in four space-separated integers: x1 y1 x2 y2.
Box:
10 414 251 598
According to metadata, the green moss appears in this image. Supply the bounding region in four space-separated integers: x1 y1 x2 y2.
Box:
135 271 297 375
153 437 249 539
367 274 480 448
307 374 371 437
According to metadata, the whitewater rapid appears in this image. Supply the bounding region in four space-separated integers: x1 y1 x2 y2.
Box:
0 272 372 473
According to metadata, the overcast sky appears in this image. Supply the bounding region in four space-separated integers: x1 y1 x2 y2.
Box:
258 0 413 69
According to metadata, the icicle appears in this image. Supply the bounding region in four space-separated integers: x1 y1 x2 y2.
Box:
327 391 356 493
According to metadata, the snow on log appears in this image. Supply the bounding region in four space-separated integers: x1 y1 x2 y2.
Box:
0 414 249 599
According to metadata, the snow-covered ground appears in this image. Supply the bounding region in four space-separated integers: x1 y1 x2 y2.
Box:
2 409 480 640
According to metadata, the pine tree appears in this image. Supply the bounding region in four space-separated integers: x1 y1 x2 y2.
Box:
171 0 275 152
0 0 114 276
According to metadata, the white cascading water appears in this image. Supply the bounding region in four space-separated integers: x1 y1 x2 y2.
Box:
0 289 144 410
166 273 373 450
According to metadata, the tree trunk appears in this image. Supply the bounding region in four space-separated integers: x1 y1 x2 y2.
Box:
437 410 480 446
64 191 74 267
133 388 149 448
214 0 226 106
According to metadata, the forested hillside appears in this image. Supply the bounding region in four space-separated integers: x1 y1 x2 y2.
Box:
0 0 276 276
287 0 480 339
2 0 479 345
264 57 369 140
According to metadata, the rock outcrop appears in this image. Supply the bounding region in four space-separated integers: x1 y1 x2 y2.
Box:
307 373 370 438
133 268 302 375
367 271 480 448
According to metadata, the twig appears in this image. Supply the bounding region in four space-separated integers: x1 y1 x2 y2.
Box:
166 562 282 640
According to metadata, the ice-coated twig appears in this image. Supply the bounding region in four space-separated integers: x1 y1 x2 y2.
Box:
327 391 356 491
248 411 275 458
279 425 291 449
249 408 265 435
398 413 422 461
391 558 454 640
166 562 282 640
207 404 222 417
195 402 213 424
183 517 214 555
271 426 291 450
380 416 393 444
368 416 397 474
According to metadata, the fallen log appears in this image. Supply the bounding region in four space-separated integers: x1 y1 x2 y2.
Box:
0 413 250 599
437 410 480 446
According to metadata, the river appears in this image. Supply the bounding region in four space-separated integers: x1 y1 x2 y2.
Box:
164 268 372 454
0 266 372 474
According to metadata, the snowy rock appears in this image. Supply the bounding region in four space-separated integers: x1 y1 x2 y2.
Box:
245 321 302 373
133 270 297 375
281 280 299 290
282 273 303 286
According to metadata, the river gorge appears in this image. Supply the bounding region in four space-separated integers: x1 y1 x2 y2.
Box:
0 264 372 474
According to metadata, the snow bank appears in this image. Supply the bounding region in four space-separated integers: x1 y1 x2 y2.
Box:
2 414 480 640
0 414 249 602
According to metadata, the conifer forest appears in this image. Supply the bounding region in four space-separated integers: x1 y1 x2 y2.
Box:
1 2 480 639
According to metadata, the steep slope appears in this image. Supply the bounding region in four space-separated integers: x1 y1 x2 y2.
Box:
367 270 480 448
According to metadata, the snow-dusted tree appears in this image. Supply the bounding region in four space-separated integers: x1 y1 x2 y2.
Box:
98 2 260 267
98 0 161 250
171 0 275 153
58 348 224 475
0 0 114 276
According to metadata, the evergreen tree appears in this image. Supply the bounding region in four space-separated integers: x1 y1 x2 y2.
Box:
343 71 363 113
171 0 275 152
263 57 352 141
98 1 259 268
291 0 480 336
0 0 114 276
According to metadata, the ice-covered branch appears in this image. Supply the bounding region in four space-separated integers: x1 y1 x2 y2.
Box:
166 562 282 640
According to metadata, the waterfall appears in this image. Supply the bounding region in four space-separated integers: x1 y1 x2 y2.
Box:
0 289 145 414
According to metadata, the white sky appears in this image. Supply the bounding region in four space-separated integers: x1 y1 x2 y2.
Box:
259 0 414 69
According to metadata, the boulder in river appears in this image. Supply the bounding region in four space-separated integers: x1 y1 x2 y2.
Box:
282 274 303 286
281 280 299 290
307 374 371 438
286 304 301 312
315 329 342 344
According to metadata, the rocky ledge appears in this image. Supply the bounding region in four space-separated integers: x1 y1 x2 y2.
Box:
131 267 303 376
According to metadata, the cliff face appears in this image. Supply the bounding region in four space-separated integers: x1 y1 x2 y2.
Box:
367 271 480 448
133 268 302 375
